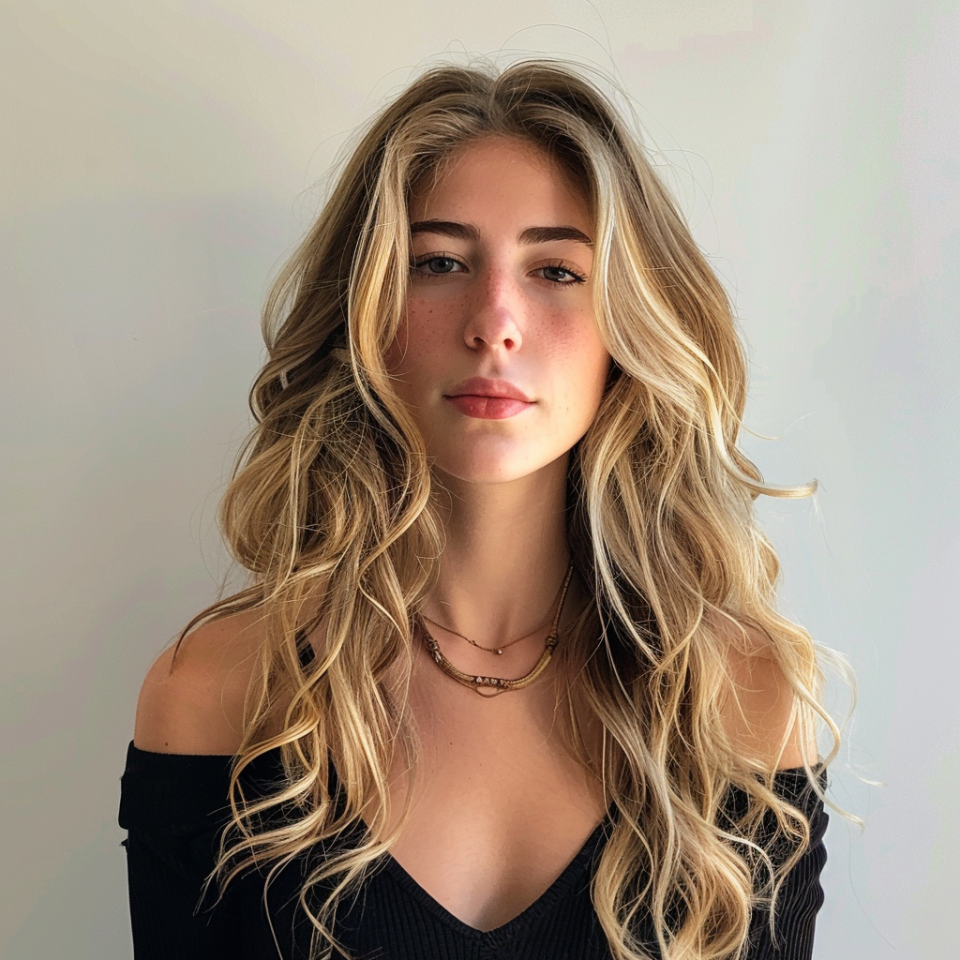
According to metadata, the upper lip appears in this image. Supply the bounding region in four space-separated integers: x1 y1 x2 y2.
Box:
444 378 534 402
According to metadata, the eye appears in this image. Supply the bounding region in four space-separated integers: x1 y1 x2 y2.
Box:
411 255 465 278
535 263 587 286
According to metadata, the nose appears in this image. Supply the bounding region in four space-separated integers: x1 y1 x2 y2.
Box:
462 269 523 353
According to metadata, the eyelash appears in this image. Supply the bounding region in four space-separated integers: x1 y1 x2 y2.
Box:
410 255 587 286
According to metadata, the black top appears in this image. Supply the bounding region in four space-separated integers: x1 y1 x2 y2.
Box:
119 742 828 959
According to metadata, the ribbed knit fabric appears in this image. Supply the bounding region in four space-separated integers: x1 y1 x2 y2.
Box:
119 743 827 959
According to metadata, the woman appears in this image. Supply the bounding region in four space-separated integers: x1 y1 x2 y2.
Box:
120 60 836 960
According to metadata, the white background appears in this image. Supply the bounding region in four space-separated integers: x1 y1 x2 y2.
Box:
2 2 957 957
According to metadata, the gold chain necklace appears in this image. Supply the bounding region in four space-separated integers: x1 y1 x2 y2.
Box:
420 569 569 655
418 564 574 697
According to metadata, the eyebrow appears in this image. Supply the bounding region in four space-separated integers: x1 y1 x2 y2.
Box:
409 219 593 247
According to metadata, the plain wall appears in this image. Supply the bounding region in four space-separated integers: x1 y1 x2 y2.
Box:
2 1 957 957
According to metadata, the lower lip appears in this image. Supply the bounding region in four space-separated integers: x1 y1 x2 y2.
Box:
445 395 534 419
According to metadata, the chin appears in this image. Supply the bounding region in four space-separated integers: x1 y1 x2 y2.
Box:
431 445 568 488
434 464 529 486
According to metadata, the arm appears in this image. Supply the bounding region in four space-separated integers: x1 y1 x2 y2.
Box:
721 628 829 958
123 824 237 959
744 780 829 960
122 613 265 957
119 746 241 960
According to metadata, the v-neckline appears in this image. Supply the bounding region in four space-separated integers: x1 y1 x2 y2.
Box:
377 814 613 941
224 740 615 934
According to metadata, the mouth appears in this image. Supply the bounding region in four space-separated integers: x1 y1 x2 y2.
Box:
443 378 535 421
444 377 534 402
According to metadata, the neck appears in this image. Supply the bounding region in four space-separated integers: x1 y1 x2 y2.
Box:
426 455 572 647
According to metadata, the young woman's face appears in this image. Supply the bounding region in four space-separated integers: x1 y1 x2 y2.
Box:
387 136 611 485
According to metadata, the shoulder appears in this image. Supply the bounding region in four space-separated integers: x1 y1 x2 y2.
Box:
133 608 268 755
718 622 816 772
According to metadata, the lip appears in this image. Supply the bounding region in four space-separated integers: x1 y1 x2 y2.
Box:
444 378 534 402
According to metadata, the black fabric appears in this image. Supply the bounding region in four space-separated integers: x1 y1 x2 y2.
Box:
119 742 827 959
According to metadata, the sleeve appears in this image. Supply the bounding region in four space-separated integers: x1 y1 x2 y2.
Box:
118 744 242 960
122 827 241 959
743 771 830 960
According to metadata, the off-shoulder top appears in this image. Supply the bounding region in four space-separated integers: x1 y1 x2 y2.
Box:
118 741 828 959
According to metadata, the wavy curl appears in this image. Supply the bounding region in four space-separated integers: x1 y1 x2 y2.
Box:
179 59 845 960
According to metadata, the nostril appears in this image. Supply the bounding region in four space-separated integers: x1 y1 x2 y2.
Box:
463 301 524 351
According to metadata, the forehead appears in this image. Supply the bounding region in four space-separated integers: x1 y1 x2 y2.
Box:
408 136 592 228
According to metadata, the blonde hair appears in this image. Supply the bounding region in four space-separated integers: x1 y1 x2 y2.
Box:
182 59 841 960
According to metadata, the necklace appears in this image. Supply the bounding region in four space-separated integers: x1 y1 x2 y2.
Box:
420 569 569 655
418 564 574 697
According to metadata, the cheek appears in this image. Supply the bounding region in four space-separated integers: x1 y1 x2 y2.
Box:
387 304 443 381
384 330 405 375
590 340 612 388
552 311 610 382
567 325 611 415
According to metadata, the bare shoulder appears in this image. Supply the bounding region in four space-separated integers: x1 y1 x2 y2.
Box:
719 622 816 771
133 608 268 755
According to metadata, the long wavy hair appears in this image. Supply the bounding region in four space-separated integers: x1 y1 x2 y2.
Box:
180 59 842 960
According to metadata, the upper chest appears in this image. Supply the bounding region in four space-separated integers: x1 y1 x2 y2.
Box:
372 656 608 932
